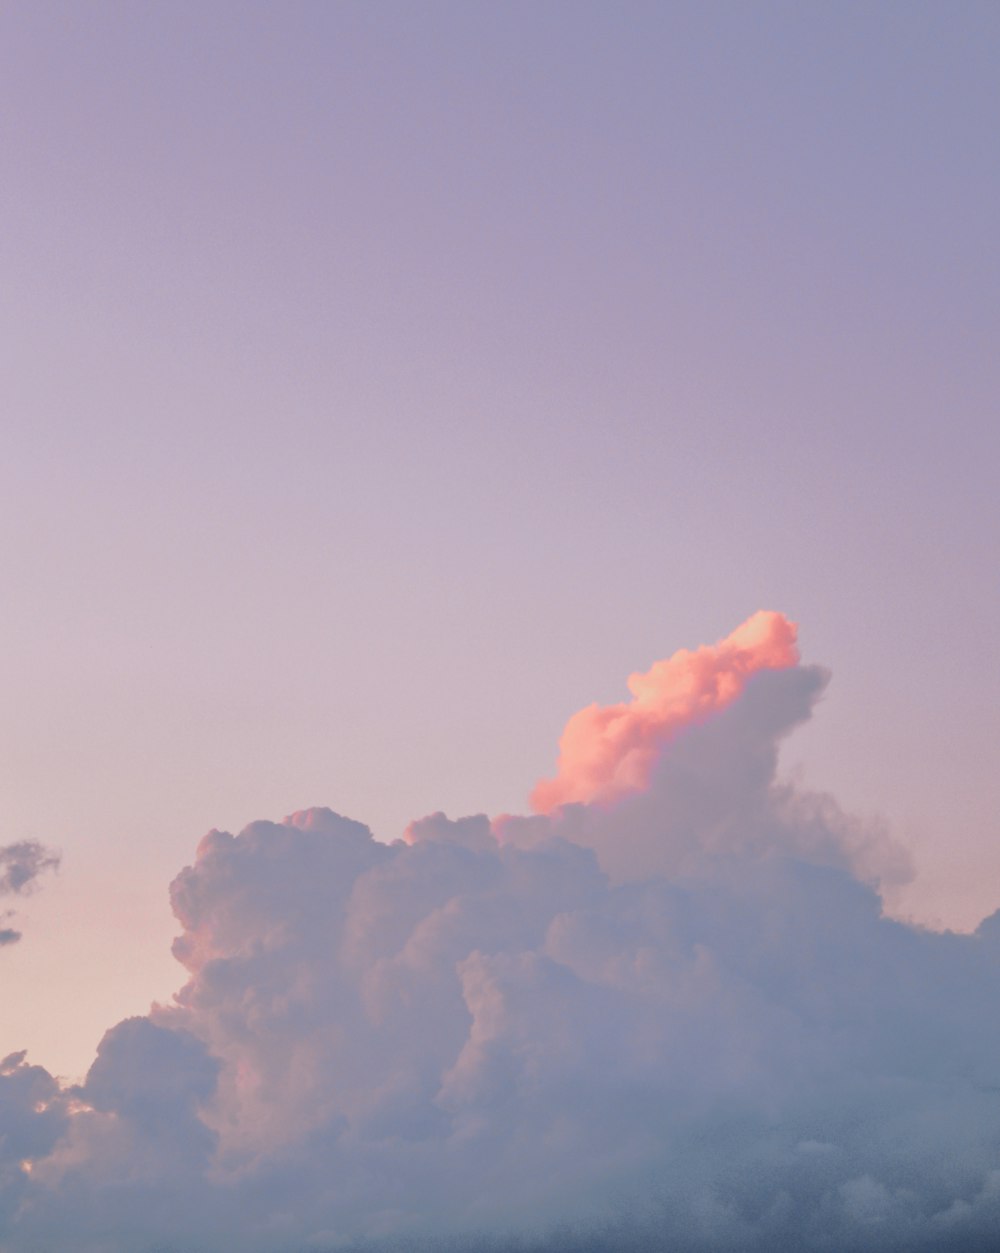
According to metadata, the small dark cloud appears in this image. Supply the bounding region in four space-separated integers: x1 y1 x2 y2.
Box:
0 841 60 955
0 841 60 897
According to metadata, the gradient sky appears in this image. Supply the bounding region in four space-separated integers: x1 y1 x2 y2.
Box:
2 1 999 1081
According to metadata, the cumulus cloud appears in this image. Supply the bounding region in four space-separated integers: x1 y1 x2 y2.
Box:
0 841 60 950
3 613 1000 1252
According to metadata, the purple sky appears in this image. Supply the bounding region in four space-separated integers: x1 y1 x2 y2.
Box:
2 1 999 1084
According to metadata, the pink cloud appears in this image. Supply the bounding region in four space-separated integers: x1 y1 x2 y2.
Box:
530 610 799 812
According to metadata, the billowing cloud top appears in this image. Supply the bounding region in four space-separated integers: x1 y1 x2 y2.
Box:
4 616 1000 1253
531 610 799 811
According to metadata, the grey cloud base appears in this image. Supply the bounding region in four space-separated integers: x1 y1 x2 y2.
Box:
5 667 1000 1252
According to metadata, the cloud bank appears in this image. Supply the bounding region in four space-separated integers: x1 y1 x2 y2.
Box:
4 613 1000 1252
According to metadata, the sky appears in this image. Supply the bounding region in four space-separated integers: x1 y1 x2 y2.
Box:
1 5 999 1242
